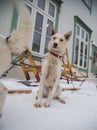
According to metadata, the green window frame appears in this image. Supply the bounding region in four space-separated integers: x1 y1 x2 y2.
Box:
72 16 92 74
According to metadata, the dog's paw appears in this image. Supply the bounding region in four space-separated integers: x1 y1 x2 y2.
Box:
44 102 51 108
34 102 42 108
58 97 66 104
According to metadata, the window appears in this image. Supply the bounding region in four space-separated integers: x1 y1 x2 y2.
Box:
11 0 61 57
73 16 92 73
37 0 45 10
74 25 89 68
31 0 57 55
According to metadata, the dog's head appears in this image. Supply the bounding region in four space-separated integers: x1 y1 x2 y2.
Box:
48 28 72 55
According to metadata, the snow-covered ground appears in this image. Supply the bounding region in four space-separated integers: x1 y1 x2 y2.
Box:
0 78 97 130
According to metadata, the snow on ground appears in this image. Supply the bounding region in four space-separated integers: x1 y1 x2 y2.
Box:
0 78 97 130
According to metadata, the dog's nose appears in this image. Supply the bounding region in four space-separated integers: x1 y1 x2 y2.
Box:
53 43 58 48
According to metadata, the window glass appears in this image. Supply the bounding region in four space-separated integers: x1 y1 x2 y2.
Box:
32 31 41 52
80 54 83 66
75 38 79 51
85 33 88 42
44 37 50 53
37 0 45 10
80 41 84 53
32 12 43 52
74 52 78 65
76 25 80 35
35 12 43 32
29 0 33 2
84 56 87 67
44 19 53 53
81 29 84 39
85 44 87 55
48 2 55 17
46 19 53 36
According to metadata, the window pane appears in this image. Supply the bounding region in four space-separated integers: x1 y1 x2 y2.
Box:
29 0 33 2
37 0 45 10
35 12 43 33
80 54 83 66
48 2 55 17
46 19 53 37
75 38 79 51
74 52 78 65
76 25 80 35
32 31 41 52
85 33 88 42
44 37 50 53
84 56 87 67
44 19 53 53
81 29 84 39
80 41 84 53
85 44 87 55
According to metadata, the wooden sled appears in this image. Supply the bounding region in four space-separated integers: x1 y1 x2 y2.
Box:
61 48 88 84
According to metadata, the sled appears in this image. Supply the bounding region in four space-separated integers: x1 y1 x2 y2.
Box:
61 48 88 84
11 47 41 82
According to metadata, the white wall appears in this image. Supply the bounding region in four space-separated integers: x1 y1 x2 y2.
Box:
0 1 13 36
58 0 97 74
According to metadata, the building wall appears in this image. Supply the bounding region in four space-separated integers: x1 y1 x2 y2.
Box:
0 1 13 36
58 0 97 76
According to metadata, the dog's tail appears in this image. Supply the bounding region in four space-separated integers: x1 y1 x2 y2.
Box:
14 0 32 31
7 0 33 54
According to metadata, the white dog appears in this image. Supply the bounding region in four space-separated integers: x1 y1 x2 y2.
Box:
0 0 32 77
34 29 72 108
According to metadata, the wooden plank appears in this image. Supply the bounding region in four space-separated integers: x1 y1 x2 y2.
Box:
8 89 32 94
62 88 80 91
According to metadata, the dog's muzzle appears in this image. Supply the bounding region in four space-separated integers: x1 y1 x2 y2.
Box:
53 43 58 48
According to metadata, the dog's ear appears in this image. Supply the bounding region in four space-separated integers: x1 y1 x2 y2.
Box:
64 31 72 41
50 27 56 36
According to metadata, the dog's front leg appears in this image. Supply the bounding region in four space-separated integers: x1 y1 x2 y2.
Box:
34 79 44 108
44 78 60 107
34 61 49 108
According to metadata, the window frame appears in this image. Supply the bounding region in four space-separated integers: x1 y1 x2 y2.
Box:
31 0 57 56
72 16 92 74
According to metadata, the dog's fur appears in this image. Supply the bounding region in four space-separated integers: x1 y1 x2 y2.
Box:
0 0 32 77
0 82 8 119
34 29 72 108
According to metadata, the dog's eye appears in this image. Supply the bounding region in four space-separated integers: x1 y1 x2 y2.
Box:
60 39 63 42
53 37 56 40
